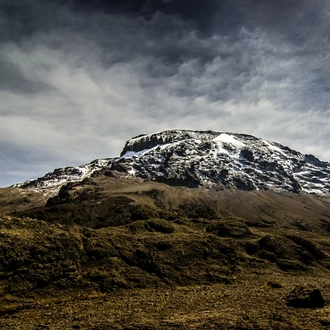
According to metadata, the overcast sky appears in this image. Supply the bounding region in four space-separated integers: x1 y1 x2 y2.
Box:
1 0 330 187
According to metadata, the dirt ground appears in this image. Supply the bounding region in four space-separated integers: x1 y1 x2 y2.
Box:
2 273 330 330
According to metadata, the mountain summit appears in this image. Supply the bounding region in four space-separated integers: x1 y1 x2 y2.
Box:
15 130 330 195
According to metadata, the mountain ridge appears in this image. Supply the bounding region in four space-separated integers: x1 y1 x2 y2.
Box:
13 130 330 195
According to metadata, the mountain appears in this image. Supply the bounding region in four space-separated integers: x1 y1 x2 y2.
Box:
14 130 330 195
3 130 330 329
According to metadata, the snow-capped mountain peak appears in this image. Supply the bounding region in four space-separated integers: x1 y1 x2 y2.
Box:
14 130 330 195
119 130 330 194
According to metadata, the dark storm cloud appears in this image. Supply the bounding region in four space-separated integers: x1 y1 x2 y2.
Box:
1 0 330 186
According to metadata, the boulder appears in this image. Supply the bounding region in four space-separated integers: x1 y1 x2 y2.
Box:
286 285 325 308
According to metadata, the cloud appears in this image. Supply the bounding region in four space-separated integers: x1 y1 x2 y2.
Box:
1 0 330 186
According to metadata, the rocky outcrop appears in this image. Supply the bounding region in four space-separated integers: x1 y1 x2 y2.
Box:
287 286 326 308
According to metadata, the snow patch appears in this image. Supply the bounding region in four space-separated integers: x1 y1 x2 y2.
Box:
213 134 245 149
263 141 286 156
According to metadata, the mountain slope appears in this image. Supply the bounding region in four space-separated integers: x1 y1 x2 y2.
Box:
13 158 115 192
3 173 330 330
12 170 330 232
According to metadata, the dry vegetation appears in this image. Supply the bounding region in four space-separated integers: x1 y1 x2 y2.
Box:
1 170 330 329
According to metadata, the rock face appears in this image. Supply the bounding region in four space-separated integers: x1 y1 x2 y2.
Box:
119 130 330 194
14 130 330 195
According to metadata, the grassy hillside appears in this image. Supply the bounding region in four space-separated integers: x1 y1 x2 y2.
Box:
1 171 330 329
